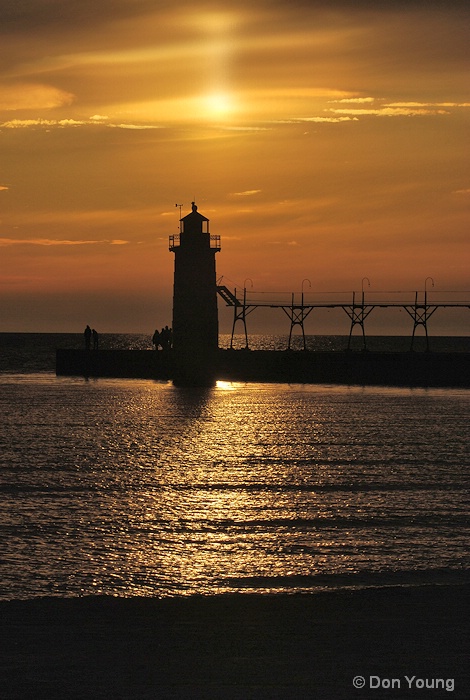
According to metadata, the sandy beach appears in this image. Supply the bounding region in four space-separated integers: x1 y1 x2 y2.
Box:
1 584 468 699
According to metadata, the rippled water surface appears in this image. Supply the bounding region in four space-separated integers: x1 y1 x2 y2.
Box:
1 371 469 599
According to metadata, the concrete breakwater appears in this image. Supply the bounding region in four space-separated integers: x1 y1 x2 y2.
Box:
56 348 470 388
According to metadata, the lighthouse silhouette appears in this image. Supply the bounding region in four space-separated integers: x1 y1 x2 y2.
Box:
169 202 221 385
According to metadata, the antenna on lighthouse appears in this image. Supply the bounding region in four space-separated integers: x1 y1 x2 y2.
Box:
175 203 183 218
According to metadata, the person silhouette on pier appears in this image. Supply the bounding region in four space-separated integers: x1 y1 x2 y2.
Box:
84 325 92 350
92 329 99 350
152 329 161 350
160 325 172 351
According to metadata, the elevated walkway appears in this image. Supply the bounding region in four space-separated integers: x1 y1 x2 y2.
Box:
216 286 470 351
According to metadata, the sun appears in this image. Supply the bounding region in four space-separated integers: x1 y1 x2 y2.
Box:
204 92 236 119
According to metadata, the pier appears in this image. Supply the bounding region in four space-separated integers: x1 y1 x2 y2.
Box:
56 347 470 388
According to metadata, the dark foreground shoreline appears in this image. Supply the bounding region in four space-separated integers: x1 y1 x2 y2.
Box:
2 584 468 699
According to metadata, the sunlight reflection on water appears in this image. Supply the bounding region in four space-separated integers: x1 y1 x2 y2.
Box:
1 376 469 598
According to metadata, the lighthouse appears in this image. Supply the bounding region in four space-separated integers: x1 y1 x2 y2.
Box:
169 202 221 385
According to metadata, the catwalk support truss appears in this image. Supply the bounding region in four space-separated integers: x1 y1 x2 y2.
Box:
216 285 469 350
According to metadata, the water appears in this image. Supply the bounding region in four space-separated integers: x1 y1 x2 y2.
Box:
0 334 469 600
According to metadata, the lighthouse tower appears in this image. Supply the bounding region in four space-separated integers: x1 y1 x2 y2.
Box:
169 202 221 385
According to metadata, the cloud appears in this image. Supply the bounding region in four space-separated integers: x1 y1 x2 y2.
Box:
330 97 375 104
109 123 163 130
328 107 449 117
322 99 470 120
0 238 129 247
0 118 83 129
387 101 470 108
269 240 299 246
220 125 270 132
0 185 9 191
231 190 261 196
0 117 161 130
0 83 75 111
272 116 358 124
297 116 358 123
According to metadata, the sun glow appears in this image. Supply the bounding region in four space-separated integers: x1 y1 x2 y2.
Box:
204 92 236 118
112 90 240 124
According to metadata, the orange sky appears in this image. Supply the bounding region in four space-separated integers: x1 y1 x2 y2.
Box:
1 0 469 334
